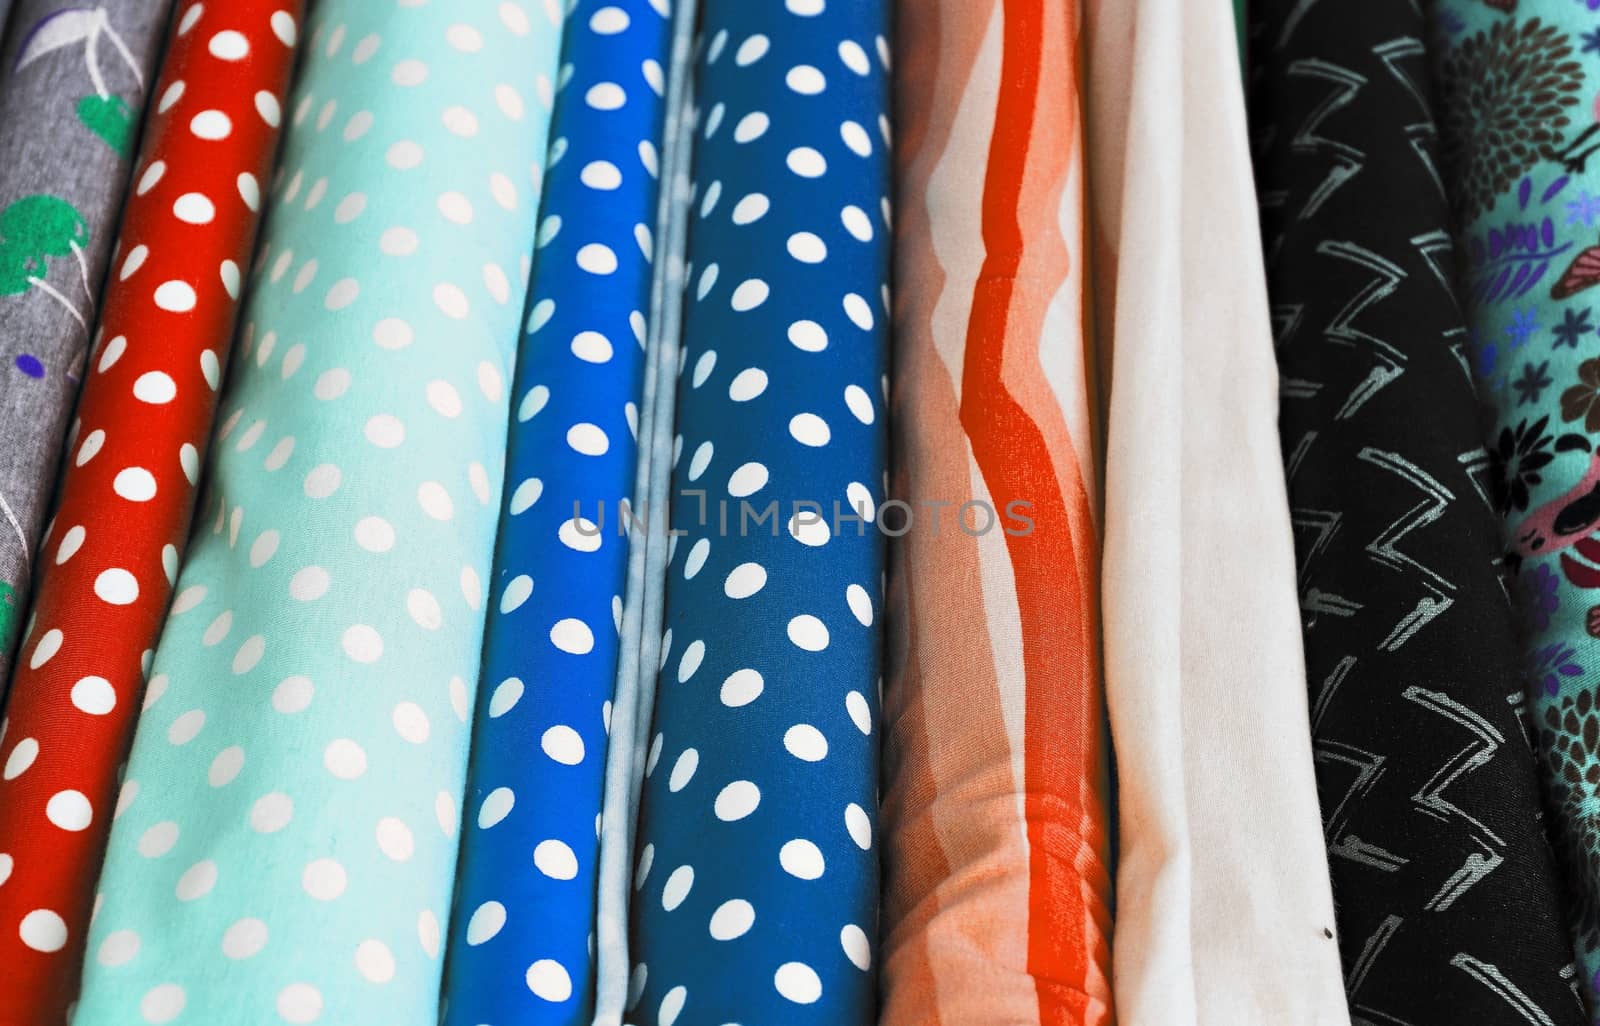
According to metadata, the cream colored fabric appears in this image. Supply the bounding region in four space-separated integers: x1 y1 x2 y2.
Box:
1083 0 1351 1022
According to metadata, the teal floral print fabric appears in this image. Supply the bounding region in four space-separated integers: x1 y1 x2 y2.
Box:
1435 3 1600 1016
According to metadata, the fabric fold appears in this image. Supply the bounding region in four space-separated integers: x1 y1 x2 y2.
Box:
0 0 168 688
880 1 1114 1024
441 1 669 1021
1431 3 1600 1016
70 2 561 1022
624 2 892 1022
0 4 299 1020
1083 0 1351 1022
1250 0 1585 1021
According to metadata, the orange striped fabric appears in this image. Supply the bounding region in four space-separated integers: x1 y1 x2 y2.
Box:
881 2 1115 1024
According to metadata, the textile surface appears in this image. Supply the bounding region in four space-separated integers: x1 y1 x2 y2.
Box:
0 0 167 688
71 2 560 1022
881 1 1115 1024
1251 0 1586 1021
1430 1 1600 1016
625 1 892 1022
0 3 300 1021
442 1 667 1022
1083 0 1352 1021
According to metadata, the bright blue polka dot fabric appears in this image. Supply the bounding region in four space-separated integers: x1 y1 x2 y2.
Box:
441 1 671 1022
627 1 890 1022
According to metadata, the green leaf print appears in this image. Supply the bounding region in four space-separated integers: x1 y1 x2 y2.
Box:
0 195 91 325
76 94 132 154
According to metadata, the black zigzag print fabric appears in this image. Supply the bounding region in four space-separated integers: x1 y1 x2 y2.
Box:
1249 2 1586 1021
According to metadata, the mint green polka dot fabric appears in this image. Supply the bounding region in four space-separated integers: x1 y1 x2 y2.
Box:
72 2 562 1023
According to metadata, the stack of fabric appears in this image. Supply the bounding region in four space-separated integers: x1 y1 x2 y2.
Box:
0 1 1594 1024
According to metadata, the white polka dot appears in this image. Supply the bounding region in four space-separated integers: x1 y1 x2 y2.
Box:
464 902 506 948
138 820 180 858
734 111 769 143
56 524 86 563
787 65 825 94
120 245 148 280
495 84 525 120
662 864 694 910
581 160 622 190
354 516 396 553
789 413 831 446
844 292 875 329
137 160 166 195
841 120 873 157
302 858 347 900
787 614 830 651
46 790 92 831
586 82 626 109
842 204 874 241
392 702 431 745
173 192 216 225
478 786 515 828
168 709 205 746
438 190 474 224
250 792 293 833
844 384 875 424
720 668 764 708
99 928 141 966
846 690 872 735
392 58 429 86
387 140 424 169
534 839 578 880
785 724 829 762
303 463 341 498
355 939 395 983
158 80 185 113
591 5 629 32
780 838 825 879
839 39 871 74
446 23 483 51
542 725 585 765
419 908 442 957
737 33 770 64
71 675 115 715
668 748 699 793
723 562 768 600
729 368 768 401
323 738 369 781
550 618 594 655
202 611 231 647
775 961 823 1004
787 147 827 177
418 481 454 521
434 282 470 318
567 423 609 456
175 859 218 901
714 780 761 821
154 280 197 312
19 909 67 952
94 567 140 605
190 109 231 139
376 817 414 861
232 634 266 674
787 0 825 13
660 987 687 1026
559 517 603 553
527 959 573 1002
846 802 872 849
510 478 543 514
577 243 618 275
789 320 828 352
222 918 268 959
140 983 186 1023
277 983 323 1023
731 279 769 311
341 626 383 664
846 482 876 523
29 630 62 670
732 192 770 225
488 677 525 718
0 736 31 774
365 413 405 448
571 330 615 365
841 923 872 970
684 538 710 579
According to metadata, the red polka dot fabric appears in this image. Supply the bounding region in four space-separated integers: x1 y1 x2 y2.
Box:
0 3 301 1019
